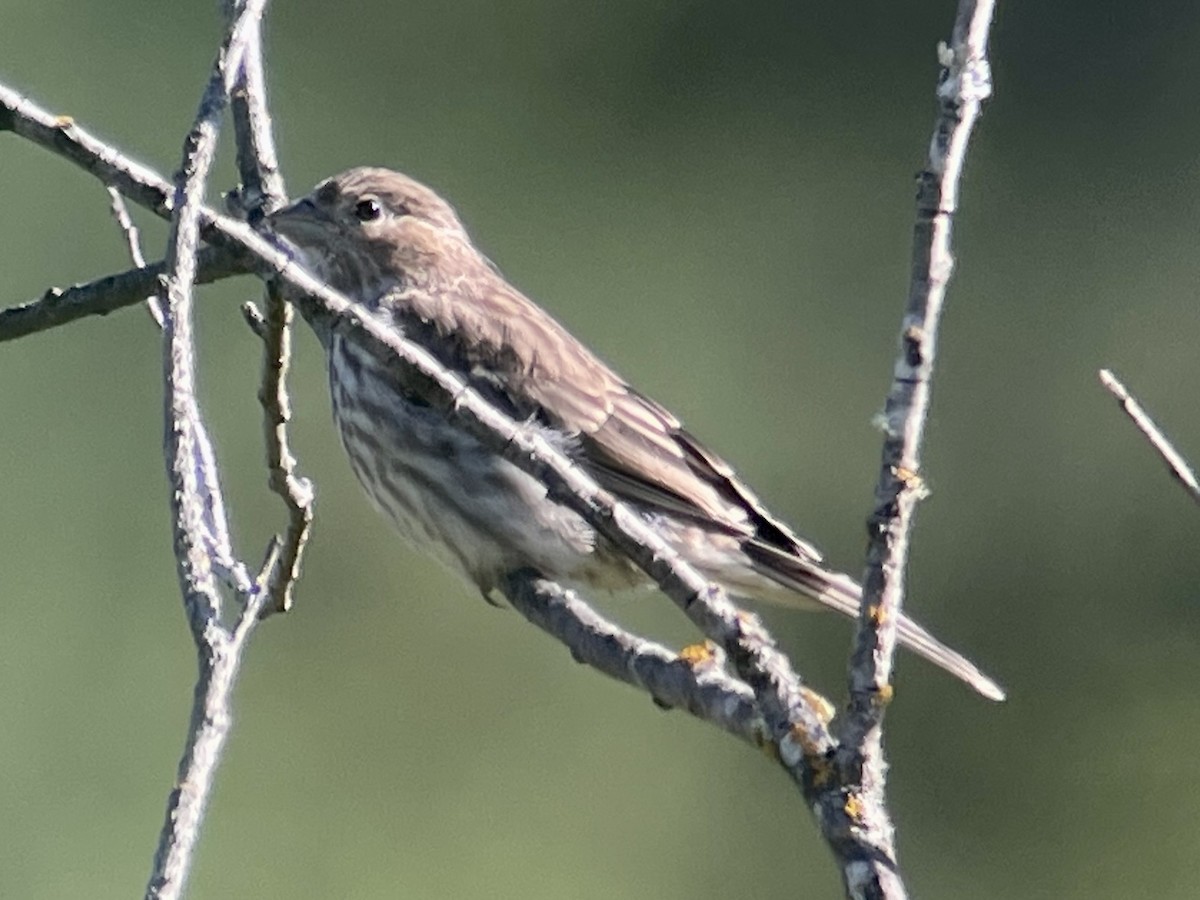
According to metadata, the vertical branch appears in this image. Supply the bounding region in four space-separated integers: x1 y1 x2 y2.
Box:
225 0 286 216
145 2 272 898
220 0 283 217
224 0 312 615
831 2 997 896
230 32 286 212
108 183 251 593
847 1 995 728
243 294 313 612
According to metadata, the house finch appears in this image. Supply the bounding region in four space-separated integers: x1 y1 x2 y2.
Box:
269 167 1003 701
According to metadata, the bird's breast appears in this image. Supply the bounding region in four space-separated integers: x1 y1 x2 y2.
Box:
325 334 640 592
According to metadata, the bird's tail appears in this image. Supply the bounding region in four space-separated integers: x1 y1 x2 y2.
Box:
743 546 1006 702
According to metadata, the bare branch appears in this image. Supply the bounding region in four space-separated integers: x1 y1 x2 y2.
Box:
106 187 147 269
110 184 257 603
144 1 273 897
246 290 313 613
220 0 312 615
500 571 767 746
0 82 257 267
820 2 997 895
0 3 1002 887
105 186 164 326
224 0 287 216
1099 369 1200 505
0 249 247 343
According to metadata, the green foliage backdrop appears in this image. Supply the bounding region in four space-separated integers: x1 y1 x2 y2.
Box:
2 2 1199 897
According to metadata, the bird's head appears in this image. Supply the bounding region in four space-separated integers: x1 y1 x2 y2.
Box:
269 167 474 295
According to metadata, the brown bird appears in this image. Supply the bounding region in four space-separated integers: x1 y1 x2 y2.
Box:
269 167 1004 702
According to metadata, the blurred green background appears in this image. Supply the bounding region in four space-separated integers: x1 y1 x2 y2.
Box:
3 2 1200 897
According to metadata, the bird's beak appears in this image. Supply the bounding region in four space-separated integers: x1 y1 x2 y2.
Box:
267 196 328 239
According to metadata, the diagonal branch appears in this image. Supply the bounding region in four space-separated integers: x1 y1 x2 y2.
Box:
0 73 837 831
500 571 766 746
105 186 164 326
1099 369 1200 506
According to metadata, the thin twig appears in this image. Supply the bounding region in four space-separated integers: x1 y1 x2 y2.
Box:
225 0 286 217
0 249 247 343
829 3 997 897
247 291 313 613
221 0 312 615
105 186 164 326
1099 369 1200 506
230 41 287 213
107 188 147 269
110 184 247 597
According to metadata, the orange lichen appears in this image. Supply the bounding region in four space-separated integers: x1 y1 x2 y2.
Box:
844 792 866 823
799 686 836 724
677 641 716 667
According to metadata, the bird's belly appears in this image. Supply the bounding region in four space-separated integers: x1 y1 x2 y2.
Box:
327 337 637 591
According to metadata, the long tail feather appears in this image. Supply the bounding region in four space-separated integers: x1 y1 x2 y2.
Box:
745 547 1006 701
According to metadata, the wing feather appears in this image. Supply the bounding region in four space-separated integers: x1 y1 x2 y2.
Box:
387 262 823 564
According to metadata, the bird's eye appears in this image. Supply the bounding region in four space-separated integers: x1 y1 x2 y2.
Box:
353 197 384 222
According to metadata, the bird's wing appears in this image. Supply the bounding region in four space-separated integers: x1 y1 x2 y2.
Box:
494 297 825 565
390 271 1007 701
393 269 825 565
582 386 826 563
